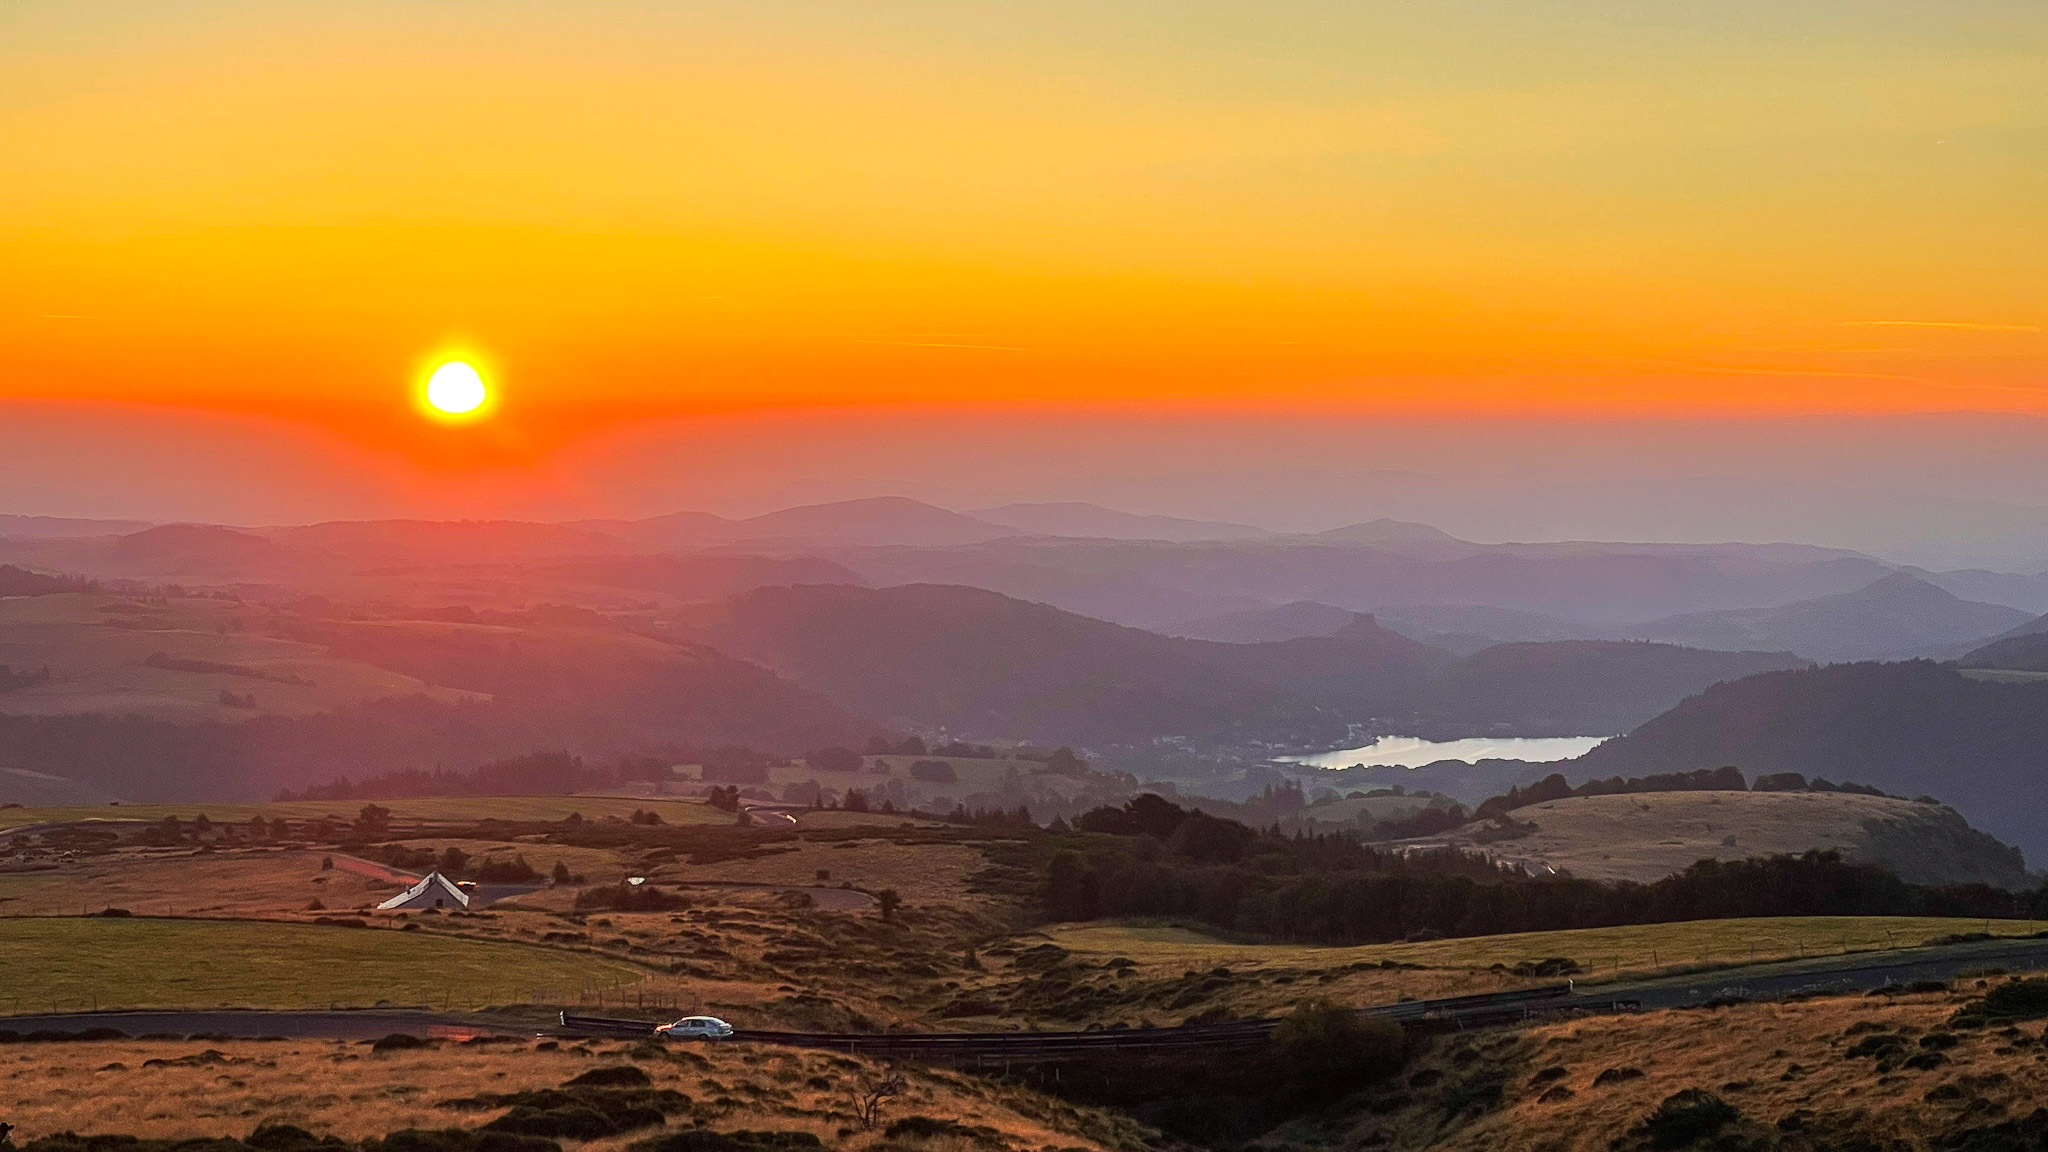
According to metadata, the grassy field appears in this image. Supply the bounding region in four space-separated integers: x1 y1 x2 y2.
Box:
0 1036 1143 1152
1043 915 2046 981
0 849 402 917
1397 789 2023 887
0 792 732 829
0 917 649 1014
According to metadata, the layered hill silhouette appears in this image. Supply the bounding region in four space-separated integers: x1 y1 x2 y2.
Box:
675 584 1805 745
1625 571 2028 662
967 502 1273 542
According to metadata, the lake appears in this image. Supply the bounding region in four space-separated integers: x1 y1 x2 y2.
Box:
1285 734 1609 770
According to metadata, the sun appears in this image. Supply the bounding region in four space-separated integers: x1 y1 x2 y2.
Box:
425 361 488 415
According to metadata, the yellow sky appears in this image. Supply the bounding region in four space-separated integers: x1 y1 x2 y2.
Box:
2 1 2044 451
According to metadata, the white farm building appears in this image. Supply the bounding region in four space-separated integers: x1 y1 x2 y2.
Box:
376 871 471 911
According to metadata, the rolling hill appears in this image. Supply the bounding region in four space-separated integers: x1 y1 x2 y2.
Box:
0 595 876 801
1166 600 1358 643
1400 789 2030 887
675 582 1361 746
1568 659 2048 861
1625 571 2028 661
1437 641 1807 735
675 583 1823 745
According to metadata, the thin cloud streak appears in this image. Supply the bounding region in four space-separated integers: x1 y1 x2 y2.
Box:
1845 321 2042 332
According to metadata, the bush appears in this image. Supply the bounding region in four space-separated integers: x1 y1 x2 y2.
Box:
1955 977 2048 1026
565 1066 654 1088
628 1133 819 1152
370 1034 430 1052
1634 1089 1741 1150
483 1107 623 1140
1266 999 1405 1106
574 884 690 912
907 759 957 783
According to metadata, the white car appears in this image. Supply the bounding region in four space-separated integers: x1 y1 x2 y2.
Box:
656 1015 735 1040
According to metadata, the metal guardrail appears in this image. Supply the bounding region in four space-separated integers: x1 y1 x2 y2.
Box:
557 983 1600 1058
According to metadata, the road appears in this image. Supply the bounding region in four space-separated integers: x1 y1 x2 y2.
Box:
7 933 2043 1048
1590 932 2048 1011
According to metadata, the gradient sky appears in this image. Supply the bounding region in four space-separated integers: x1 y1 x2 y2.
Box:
2 2 2045 534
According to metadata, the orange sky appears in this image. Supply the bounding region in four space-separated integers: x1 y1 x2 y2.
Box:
2 1 2045 468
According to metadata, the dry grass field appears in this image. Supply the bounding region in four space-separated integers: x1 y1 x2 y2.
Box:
0 848 402 917
652 839 1001 906
703 756 1092 813
0 917 649 1013
1281 982 2048 1152
0 794 732 830
1040 916 2046 984
1395 790 2027 886
0 592 482 722
0 1036 1151 1152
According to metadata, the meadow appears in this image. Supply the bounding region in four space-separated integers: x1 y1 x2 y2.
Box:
0 793 731 829
0 917 649 1014
1042 915 2047 982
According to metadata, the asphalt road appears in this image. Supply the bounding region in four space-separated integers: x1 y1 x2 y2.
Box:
1581 933 2048 1011
6 933 2044 1044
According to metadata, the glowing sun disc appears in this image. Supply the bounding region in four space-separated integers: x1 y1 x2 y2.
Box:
426 361 487 414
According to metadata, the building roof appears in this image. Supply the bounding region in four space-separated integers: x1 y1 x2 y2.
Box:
375 870 471 911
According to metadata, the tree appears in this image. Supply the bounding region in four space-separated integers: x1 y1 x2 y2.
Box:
876 888 902 923
439 846 469 876
1046 746 1088 777
552 860 573 885
1042 851 1098 921
353 804 392 839
848 1073 905 1129
806 746 863 773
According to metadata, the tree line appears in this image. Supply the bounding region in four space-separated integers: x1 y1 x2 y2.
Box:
1036 795 2046 945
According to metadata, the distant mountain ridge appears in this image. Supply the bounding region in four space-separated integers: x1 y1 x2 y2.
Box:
968 502 1273 542
675 582 1809 745
1625 571 2028 661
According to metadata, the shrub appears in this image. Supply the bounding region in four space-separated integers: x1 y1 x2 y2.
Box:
1266 999 1406 1106
1956 978 2048 1026
565 1066 652 1088
574 884 690 912
1634 1089 1740 1150
370 1034 430 1052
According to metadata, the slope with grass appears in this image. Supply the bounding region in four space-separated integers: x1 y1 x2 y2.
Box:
1273 980 2048 1151
0 1035 1150 1152
1569 660 2048 861
0 592 481 722
1395 790 2031 887
0 917 648 1014
1038 916 2047 986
